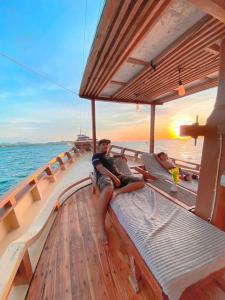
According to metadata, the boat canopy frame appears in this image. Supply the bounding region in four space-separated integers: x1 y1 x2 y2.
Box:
80 0 225 231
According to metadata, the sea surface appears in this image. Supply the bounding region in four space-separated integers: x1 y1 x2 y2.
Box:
0 139 203 196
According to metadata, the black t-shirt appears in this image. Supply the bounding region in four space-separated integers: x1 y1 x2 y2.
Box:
92 152 121 177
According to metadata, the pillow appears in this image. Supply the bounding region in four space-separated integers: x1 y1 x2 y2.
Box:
141 153 171 180
114 157 132 176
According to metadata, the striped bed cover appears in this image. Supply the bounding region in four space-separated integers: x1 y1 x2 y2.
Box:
110 186 225 300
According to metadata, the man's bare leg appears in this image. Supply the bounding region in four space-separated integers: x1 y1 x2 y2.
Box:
98 185 113 244
114 181 144 198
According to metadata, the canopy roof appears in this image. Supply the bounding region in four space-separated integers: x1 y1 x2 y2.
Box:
79 0 225 105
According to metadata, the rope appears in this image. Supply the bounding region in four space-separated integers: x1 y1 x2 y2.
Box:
0 51 77 95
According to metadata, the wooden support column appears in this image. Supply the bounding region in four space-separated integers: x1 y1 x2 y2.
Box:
91 99 97 153
150 104 156 153
195 38 225 222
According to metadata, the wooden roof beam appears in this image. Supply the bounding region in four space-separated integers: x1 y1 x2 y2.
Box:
111 80 126 86
113 15 214 98
117 21 224 99
205 44 220 55
154 78 218 104
91 0 172 97
80 95 156 105
127 57 150 67
188 0 225 24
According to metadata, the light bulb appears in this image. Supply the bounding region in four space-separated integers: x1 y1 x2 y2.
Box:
178 80 185 96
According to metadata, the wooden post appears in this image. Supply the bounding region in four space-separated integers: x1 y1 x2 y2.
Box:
14 250 33 285
195 38 225 222
150 104 156 153
91 99 97 153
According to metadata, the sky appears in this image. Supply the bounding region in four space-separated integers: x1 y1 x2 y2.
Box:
0 0 218 143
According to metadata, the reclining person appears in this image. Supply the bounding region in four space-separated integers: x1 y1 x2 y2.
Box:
92 139 144 244
155 152 196 181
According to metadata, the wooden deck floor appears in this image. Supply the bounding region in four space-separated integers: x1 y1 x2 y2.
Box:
27 185 225 300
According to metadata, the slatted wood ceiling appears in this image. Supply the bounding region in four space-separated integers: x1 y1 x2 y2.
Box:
79 0 225 105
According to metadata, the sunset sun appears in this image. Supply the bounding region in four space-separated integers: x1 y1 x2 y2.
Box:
169 116 193 139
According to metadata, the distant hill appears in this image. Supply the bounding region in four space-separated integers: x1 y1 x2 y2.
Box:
0 141 74 147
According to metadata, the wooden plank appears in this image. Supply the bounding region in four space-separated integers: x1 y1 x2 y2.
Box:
14 250 33 285
93 0 172 96
113 15 212 99
127 57 150 66
26 185 225 300
188 0 225 24
79 0 122 96
205 44 220 55
111 80 126 86
115 19 223 100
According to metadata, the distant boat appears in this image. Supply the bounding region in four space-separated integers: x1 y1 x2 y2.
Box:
75 134 92 141
74 134 95 151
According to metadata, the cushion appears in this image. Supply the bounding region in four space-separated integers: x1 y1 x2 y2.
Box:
114 157 133 176
141 153 171 180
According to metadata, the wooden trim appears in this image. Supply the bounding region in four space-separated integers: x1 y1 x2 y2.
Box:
14 250 33 285
205 43 220 55
0 149 77 223
146 182 195 211
111 80 126 86
108 207 164 299
81 94 155 105
127 57 149 66
188 0 225 24
133 167 196 210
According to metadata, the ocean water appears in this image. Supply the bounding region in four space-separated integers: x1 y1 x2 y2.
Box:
115 138 203 164
0 139 203 196
0 143 69 196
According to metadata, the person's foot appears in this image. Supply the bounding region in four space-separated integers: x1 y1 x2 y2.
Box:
99 230 108 245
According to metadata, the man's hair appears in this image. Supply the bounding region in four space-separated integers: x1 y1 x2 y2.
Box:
157 152 166 158
98 139 111 146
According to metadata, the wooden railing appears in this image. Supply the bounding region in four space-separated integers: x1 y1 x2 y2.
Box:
0 147 78 224
110 145 200 172
110 145 144 161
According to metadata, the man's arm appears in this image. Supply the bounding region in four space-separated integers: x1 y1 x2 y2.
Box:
96 164 121 187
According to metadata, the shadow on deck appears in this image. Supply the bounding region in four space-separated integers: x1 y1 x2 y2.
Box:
27 185 225 300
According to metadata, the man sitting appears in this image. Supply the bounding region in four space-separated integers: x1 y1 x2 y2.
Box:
92 139 144 244
155 152 195 181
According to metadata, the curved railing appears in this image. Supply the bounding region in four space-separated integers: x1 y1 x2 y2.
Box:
0 147 91 300
0 176 91 300
0 148 78 223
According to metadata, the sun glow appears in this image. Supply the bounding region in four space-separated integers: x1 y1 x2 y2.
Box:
169 116 193 139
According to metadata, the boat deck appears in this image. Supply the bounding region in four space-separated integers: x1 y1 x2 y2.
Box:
27 185 225 300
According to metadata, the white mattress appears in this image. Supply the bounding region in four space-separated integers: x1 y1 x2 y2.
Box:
110 186 225 300
141 153 198 193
